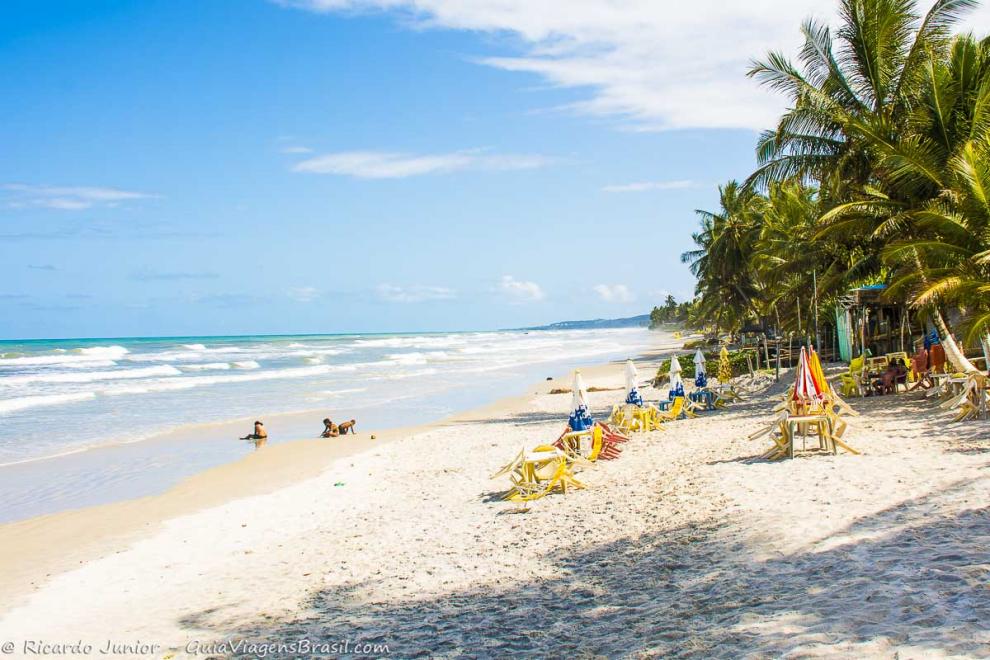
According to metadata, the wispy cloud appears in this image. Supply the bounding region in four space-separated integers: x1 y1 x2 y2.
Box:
594 283 635 303
28 264 57 271
287 286 321 302
292 150 552 179
276 0 904 130
132 270 219 282
498 275 544 303
602 179 697 193
280 145 314 154
376 283 457 303
2 184 157 210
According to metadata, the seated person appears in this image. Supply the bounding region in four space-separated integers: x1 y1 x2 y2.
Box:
240 420 267 440
911 344 929 380
879 359 908 394
337 419 357 435
321 418 339 438
930 343 947 374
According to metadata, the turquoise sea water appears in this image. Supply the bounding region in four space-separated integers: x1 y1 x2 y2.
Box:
0 328 654 522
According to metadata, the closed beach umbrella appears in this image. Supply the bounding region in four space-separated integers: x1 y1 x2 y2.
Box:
668 354 684 399
568 369 594 431
624 359 643 406
808 347 829 394
718 345 733 383
693 349 708 387
792 347 824 402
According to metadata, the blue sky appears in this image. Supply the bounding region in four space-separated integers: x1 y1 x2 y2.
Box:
4 0 987 339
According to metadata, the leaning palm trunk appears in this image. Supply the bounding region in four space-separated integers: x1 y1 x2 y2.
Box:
931 308 981 374
911 249 981 374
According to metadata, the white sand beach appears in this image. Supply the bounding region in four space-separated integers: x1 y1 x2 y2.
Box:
0 339 988 658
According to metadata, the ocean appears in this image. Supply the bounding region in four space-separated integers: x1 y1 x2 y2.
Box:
0 327 655 522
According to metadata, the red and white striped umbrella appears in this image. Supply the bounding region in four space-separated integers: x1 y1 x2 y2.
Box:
792 346 825 402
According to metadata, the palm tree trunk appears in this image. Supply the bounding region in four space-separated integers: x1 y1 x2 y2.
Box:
931 307 980 374
911 248 980 373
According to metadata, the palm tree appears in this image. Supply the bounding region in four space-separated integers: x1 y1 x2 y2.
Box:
748 0 984 372
681 182 765 333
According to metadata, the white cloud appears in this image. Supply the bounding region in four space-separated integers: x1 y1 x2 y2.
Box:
498 275 544 302
292 149 551 178
376 283 456 303
602 179 696 193
287 286 321 302
277 1 990 131
280 145 314 154
594 284 635 303
2 184 157 210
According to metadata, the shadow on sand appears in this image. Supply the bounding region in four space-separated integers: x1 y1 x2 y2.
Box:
175 480 989 658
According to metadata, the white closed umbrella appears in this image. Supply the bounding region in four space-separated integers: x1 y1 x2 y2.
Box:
693 349 707 377
669 354 683 389
568 369 594 430
571 369 589 414
624 359 638 394
624 359 643 405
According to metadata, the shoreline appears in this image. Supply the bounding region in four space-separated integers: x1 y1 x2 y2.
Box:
0 336 679 613
0 327 662 524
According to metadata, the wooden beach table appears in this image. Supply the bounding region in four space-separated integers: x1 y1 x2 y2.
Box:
784 414 834 458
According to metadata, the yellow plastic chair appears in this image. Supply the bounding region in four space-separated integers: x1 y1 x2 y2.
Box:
839 356 866 397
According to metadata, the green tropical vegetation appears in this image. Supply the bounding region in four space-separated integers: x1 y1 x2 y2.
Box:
649 295 694 329
652 350 753 385
680 0 990 374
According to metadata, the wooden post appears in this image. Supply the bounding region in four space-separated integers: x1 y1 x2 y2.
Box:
899 305 906 353
775 338 781 381
763 335 771 371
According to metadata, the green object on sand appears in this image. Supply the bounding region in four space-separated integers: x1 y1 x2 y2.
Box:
334 482 345 487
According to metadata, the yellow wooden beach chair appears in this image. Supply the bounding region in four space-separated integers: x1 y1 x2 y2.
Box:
656 396 694 422
608 403 662 433
491 445 586 502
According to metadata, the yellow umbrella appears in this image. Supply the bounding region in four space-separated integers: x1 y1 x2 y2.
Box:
717 346 732 383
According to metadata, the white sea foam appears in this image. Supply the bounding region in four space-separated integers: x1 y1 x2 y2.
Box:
231 360 260 370
76 345 130 358
0 345 129 366
0 392 97 415
178 362 232 372
0 365 182 386
0 329 657 472
317 387 367 396
351 335 467 349
95 364 347 398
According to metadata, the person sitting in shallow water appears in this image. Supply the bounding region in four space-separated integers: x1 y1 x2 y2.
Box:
240 420 267 440
321 418 339 438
